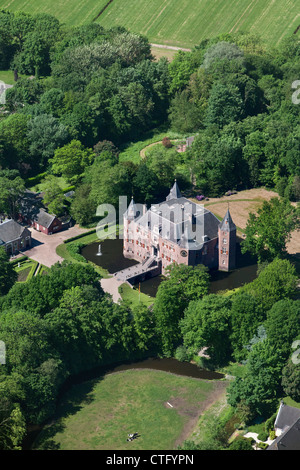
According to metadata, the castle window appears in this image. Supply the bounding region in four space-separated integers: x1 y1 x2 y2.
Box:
223 238 227 244
222 247 226 254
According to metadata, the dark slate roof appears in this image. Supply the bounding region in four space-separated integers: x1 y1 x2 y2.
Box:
135 196 220 246
268 418 300 450
274 403 300 431
124 197 142 220
166 181 182 201
219 208 236 232
0 220 30 243
34 209 56 229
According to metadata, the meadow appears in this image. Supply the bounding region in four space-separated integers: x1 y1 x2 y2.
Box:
33 369 226 450
0 0 298 48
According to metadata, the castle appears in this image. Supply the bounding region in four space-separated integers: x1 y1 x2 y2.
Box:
120 182 236 283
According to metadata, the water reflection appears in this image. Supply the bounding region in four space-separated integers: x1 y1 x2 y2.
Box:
81 238 258 296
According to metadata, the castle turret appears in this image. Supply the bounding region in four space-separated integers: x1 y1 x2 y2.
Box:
123 197 140 258
218 208 236 271
166 180 182 201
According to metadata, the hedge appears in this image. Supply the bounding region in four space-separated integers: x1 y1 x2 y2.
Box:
25 172 47 188
63 229 96 244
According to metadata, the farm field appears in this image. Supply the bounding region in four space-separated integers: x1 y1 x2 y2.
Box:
94 0 300 48
0 0 108 24
33 369 227 450
0 0 299 48
201 188 300 257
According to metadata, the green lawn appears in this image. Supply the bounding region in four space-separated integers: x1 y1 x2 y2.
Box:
33 369 220 450
0 0 108 24
96 0 299 48
0 0 297 48
118 282 154 308
118 128 187 164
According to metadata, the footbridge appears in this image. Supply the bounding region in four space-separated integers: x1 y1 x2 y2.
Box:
113 256 161 285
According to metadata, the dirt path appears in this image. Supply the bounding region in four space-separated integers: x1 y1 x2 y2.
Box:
173 379 229 448
140 139 182 158
150 43 192 52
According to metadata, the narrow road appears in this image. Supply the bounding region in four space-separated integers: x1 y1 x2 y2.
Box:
151 43 192 52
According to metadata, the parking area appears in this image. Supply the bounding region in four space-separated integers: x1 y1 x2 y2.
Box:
22 225 91 268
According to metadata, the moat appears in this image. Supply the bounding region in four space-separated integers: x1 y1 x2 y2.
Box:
81 236 258 296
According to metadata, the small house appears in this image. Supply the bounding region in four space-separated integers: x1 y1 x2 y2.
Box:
32 209 62 235
268 403 300 450
0 219 31 255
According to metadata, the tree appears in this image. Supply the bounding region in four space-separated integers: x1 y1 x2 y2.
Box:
227 339 285 417
133 164 160 205
180 294 232 365
0 262 101 317
70 184 96 226
243 258 298 311
204 82 244 128
41 175 65 216
0 114 30 170
169 89 202 133
50 140 94 184
241 198 300 262
202 41 244 71
131 303 156 352
27 114 69 169
264 299 300 359
229 291 264 361
153 264 210 356
0 401 26 450
0 247 18 295
0 173 26 219
281 359 300 402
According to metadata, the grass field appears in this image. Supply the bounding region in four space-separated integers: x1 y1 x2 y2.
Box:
0 0 298 48
0 0 108 24
33 369 227 450
94 0 300 48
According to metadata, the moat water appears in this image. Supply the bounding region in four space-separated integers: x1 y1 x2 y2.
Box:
81 237 258 295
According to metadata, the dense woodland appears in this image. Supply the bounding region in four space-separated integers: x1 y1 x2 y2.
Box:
0 10 299 450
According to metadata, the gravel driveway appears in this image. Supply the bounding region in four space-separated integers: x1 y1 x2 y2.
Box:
22 225 91 268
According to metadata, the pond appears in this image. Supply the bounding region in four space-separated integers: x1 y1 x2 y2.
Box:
82 237 258 296
81 238 139 273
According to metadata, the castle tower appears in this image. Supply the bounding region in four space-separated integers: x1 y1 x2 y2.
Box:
218 208 236 271
166 180 182 201
123 197 139 258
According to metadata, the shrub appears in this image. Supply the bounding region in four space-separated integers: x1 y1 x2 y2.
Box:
162 136 173 148
175 345 190 362
269 430 276 440
265 412 277 433
66 242 87 263
257 431 269 442
256 441 268 450
229 437 254 450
